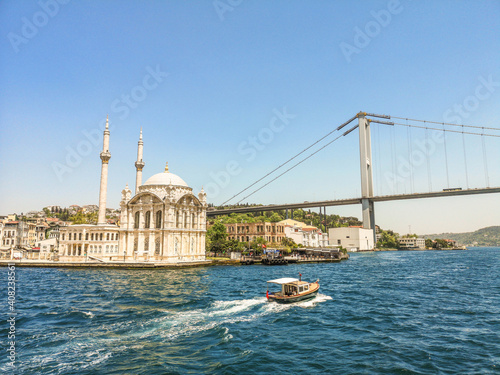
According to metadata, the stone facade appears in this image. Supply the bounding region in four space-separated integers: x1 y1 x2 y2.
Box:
58 124 207 263
59 224 120 261
119 168 207 262
224 222 285 244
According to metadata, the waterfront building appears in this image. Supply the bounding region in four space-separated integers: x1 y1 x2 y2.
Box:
35 222 49 241
224 222 285 244
328 227 374 251
283 224 329 247
27 222 37 246
279 218 309 228
1 221 18 249
398 237 426 250
59 224 120 260
59 117 207 263
47 220 66 241
33 238 58 260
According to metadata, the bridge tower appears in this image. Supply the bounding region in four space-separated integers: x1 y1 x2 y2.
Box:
358 113 376 243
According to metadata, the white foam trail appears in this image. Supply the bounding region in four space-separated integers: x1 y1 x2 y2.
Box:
23 295 330 373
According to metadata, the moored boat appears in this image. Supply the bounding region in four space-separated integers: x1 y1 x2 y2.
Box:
266 276 320 303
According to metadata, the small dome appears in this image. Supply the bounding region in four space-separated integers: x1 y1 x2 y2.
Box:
143 171 188 187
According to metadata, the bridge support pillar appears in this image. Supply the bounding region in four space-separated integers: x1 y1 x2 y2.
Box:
359 114 376 247
286 209 289 219
362 198 376 245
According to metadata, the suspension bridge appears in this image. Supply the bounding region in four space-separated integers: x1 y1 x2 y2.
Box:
207 112 500 242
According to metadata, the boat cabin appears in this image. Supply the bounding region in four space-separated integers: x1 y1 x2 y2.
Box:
267 278 310 296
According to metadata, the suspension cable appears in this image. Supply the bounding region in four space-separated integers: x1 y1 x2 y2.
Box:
392 116 500 131
392 122 500 137
481 132 490 187
374 123 382 195
425 127 432 192
235 129 353 204
391 125 397 193
442 122 450 188
462 124 469 189
407 118 414 193
220 115 358 206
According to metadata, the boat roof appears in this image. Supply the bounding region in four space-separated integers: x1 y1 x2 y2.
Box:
267 278 299 284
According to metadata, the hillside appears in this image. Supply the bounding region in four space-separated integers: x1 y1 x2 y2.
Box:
425 226 500 247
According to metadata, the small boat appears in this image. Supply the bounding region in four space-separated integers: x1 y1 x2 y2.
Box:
266 276 320 303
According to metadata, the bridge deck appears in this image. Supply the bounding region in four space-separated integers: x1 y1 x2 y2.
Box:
207 187 500 216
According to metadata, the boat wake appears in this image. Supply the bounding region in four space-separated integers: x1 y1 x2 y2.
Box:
15 295 332 373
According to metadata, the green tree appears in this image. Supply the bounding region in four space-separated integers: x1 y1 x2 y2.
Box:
226 239 245 252
281 237 298 253
269 212 283 222
377 229 399 249
434 239 451 249
425 239 433 249
206 221 228 253
250 237 267 254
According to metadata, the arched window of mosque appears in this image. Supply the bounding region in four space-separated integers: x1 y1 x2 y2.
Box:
116 233 119 241
100 233 103 241
134 212 140 229
68 233 71 241
156 211 162 229
107 233 110 241
79 233 82 241
145 211 151 228
85 233 89 241
184 212 188 228
91 233 94 241
110 233 114 241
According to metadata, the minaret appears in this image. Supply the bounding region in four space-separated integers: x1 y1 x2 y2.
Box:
134 128 145 194
98 116 111 225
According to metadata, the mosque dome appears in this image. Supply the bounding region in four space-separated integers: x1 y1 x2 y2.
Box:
142 163 188 188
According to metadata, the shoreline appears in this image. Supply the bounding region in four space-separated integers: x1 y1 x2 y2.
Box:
0 256 349 269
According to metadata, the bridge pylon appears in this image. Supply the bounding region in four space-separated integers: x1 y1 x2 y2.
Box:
358 113 376 244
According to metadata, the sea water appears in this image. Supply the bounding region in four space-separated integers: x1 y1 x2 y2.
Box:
1 248 499 374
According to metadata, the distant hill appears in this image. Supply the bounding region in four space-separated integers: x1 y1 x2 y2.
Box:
424 226 500 247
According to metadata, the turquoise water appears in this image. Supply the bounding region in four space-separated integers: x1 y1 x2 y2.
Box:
1 248 499 374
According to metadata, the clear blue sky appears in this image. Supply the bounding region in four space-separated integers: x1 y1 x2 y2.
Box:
1 0 499 234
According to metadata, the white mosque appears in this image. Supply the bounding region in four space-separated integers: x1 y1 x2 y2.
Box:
59 117 207 263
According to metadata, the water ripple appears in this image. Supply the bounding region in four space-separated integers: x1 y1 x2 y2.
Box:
0 248 499 374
